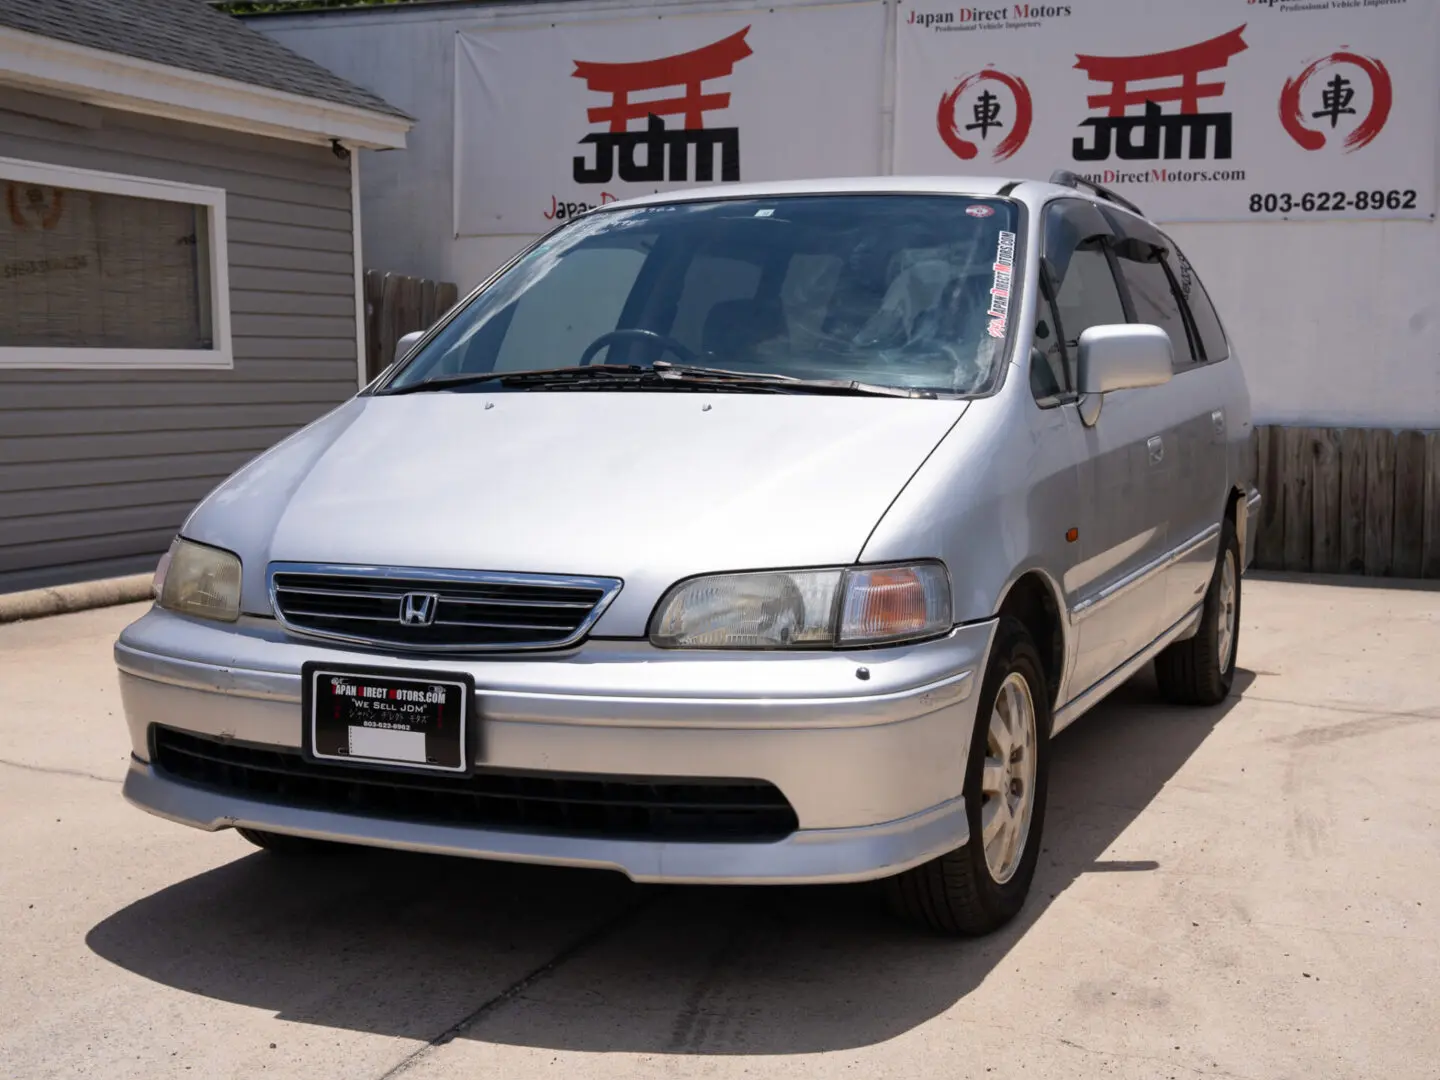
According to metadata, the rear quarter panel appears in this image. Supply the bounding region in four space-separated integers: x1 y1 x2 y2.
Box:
1224 342 1257 497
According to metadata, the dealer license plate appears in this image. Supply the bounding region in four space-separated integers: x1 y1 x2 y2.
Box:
303 664 474 775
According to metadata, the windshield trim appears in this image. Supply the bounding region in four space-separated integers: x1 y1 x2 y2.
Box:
369 193 1030 401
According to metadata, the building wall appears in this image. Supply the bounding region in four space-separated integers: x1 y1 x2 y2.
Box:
0 90 360 592
252 0 620 303
1163 218 1439 430
257 0 1440 432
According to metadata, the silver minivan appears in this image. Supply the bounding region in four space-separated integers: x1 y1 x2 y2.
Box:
116 173 1260 936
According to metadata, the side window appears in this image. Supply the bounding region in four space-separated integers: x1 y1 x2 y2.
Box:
1039 199 1127 401
1030 280 1069 405
1168 243 1230 363
1100 206 1206 372
1111 239 1196 371
1052 240 1127 348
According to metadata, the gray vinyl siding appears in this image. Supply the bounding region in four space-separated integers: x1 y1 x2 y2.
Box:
0 91 359 592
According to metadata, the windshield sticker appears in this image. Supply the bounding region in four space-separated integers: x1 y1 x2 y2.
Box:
965 204 995 218
754 208 775 217
987 230 1017 339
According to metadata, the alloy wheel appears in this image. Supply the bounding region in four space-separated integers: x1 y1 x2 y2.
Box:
980 671 1038 884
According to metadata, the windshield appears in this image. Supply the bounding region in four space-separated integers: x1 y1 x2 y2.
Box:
381 195 1023 396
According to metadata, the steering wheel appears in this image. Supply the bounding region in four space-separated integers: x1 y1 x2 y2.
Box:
578 328 698 367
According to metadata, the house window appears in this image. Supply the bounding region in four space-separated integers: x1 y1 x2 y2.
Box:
0 157 230 368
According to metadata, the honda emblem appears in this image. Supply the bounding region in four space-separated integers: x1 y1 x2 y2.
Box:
399 592 439 627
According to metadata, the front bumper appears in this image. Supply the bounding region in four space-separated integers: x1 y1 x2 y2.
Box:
115 608 993 884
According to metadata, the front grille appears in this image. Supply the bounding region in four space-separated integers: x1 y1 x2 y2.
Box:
152 728 799 843
268 565 620 652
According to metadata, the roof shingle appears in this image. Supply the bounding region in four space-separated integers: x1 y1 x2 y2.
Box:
0 0 408 119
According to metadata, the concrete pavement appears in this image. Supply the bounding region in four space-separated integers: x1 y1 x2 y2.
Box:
1 578 1437 1079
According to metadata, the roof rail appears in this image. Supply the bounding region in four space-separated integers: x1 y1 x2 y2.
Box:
1048 169 1146 218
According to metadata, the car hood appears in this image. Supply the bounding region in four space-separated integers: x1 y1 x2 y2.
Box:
185 392 967 635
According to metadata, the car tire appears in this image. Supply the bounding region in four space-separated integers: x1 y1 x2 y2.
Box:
885 616 1051 936
1155 517 1241 708
236 828 346 856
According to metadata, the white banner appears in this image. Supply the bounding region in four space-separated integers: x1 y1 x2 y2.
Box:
454 3 887 236
895 0 1437 222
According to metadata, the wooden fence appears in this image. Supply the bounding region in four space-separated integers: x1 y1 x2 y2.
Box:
1253 425 1440 579
362 269 460 382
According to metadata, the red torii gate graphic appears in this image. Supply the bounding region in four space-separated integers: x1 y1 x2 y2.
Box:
572 27 753 133
1075 25 1249 117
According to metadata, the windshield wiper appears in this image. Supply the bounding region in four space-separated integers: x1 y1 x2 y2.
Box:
379 361 936 399
650 361 936 399
378 365 648 395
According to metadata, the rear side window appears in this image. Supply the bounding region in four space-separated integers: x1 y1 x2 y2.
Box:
1169 244 1229 363
1111 239 1196 371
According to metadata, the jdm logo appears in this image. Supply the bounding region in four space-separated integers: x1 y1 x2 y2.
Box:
570 28 751 186
1279 50 1393 152
1072 26 1249 162
936 69 1033 162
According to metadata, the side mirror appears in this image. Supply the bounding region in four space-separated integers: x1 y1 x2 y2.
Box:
1075 324 1173 426
396 329 425 358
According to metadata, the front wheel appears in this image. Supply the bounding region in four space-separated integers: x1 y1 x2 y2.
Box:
885 617 1051 936
1155 517 1241 707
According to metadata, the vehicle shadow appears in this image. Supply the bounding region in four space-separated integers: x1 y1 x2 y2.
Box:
86 667 1253 1055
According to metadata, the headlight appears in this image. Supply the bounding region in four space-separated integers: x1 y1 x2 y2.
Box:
650 563 950 649
157 538 242 622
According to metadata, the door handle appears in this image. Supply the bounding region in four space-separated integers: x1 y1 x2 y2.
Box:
1211 409 1226 436
1147 435 1165 465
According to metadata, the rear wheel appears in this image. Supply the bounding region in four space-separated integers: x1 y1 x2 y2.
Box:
236 828 346 855
1155 517 1241 707
885 617 1051 935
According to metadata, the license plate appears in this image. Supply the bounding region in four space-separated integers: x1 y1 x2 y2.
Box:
302 664 474 775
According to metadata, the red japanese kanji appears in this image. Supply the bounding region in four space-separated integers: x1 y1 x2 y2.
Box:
571 27 753 132
1279 50 1393 152
1074 26 1248 117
